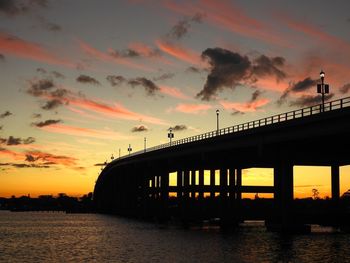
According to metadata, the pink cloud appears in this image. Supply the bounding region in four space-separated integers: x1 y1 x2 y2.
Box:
164 0 292 48
77 39 156 72
159 85 191 100
173 103 212 114
0 31 76 67
156 40 202 65
220 98 270 112
40 123 132 141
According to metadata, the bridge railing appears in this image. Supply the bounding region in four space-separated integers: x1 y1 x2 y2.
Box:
119 97 350 160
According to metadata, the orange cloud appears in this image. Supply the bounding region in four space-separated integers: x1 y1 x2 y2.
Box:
156 40 202 65
77 39 155 72
0 31 76 67
159 85 191 100
65 96 169 126
220 98 270 112
40 123 133 141
26 150 78 167
164 0 291 48
173 103 212 114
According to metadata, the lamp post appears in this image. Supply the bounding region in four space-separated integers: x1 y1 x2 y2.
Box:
317 70 329 112
216 109 220 135
128 144 132 155
111 154 114 161
118 148 121 159
144 137 147 153
168 128 174 146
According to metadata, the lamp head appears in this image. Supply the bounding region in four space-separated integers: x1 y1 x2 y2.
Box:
320 70 325 79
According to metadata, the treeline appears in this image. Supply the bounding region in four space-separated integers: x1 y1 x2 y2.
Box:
0 193 94 213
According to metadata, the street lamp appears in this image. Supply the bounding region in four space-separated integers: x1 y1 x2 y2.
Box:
168 128 174 145
317 70 329 112
144 137 147 153
118 148 121 159
111 154 114 161
128 144 132 155
216 109 220 134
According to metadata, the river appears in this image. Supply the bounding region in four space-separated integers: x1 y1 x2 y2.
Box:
0 211 349 262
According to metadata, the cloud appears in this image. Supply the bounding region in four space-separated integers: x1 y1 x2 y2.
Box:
36 68 64 78
289 94 334 107
169 125 187 131
220 98 270 113
277 77 317 105
186 66 201 73
0 0 48 16
197 48 286 101
106 75 126 86
41 99 63 110
0 110 12 118
38 123 133 141
153 73 175 81
167 12 204 40
340 83 350 94
159 85 190 100
0 31 76 67
36 16 62 32
76 74 100 85
173 103 212 114
0 125 2 131
127 77 160 96
0 136 36 146
0 53 5 61
27 78 55 97
25 150 78 167
156 40 201 65
78 39 155 72
131 125 148 132
32 119 62 127
0 162 50 169
32 113 42 118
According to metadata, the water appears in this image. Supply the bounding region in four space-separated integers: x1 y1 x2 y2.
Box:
1 211 350 263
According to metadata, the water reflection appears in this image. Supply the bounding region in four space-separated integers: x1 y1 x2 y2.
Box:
0 211 350 263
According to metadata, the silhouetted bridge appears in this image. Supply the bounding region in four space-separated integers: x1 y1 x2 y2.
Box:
94 97 350 231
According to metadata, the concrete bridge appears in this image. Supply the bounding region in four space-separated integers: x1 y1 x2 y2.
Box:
94 97 350 231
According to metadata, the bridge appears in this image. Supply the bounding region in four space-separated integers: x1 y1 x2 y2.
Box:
94 97 350 231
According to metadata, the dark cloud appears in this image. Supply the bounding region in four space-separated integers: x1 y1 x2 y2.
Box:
51 71 64 78
0 0 48 16
128 77 160 96
27 78 55 97
41 99 63 110
197 48 251 101
0 162 50 168
277 77 317 106
250 90 262 102
153 73 175 81
186 66 201 74
251 55 286 81
0 53 5 61
37 16 62 32
0 110 12 118
131 125 148 132
32 113 42 118
289 94 334 107
340 83 350 94
197 48 286 101
2 136 35 145
167 13 204 40
106 75 126 87
32 119 62 127
231 110 245 116
76 75 100 85
0 125 3 131
109 47 160 59
169 125 187 131
94 163 105 166
36 67 47 74
25 154 37 162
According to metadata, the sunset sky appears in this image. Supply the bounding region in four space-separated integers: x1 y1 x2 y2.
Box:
1 0 350 198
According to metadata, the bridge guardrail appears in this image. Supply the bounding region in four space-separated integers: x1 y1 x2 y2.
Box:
118 97 350 160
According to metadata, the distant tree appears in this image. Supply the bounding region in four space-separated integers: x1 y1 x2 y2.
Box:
312 188 319 200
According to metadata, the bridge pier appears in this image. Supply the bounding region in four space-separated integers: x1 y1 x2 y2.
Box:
331 164 340 201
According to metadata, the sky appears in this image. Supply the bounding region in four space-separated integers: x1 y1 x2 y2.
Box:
1 0 350 198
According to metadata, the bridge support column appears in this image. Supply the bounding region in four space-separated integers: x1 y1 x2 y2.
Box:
199 169 204 199
236 168 242 201
210 169 215 199
220 168 230 228
191 170 196 199
331 165 340 202
177 170 183 215
160 169 169 222
183 170 190 223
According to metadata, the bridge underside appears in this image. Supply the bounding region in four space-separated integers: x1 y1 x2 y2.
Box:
94 106 350 230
